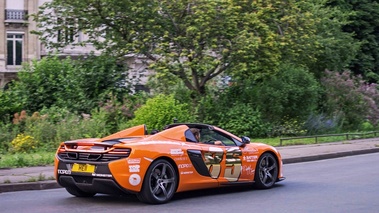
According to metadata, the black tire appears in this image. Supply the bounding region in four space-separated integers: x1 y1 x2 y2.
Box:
137 159 178 204
253 152 278 189
65 186 96 197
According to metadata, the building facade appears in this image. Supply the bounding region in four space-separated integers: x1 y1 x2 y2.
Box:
0 0 149 91
0 0 38 88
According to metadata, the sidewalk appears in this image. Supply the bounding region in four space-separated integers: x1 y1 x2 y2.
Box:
1 138 379 193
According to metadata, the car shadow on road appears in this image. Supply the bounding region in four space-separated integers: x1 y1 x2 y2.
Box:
59 183 286 205
172 183 285 202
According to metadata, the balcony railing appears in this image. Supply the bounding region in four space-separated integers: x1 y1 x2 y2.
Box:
5 9 28 21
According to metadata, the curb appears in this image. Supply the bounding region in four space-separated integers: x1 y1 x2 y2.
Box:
0 181 61 193
282 147 379 164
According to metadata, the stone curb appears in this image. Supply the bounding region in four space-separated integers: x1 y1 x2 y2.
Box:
282 147 379 164
0 180 61 193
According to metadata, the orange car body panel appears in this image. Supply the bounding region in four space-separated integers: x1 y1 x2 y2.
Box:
101 124 147 141
54 124 284 195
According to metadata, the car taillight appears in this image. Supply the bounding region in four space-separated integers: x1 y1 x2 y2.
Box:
109 148 131 154
58 144 65 152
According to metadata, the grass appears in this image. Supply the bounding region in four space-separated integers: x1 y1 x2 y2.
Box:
25 173 55 182
0 151 55 169
256 133 379 146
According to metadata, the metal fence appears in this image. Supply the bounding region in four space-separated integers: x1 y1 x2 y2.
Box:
279 131 379 146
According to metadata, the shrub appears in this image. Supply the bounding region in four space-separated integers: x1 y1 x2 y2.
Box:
128 94 194 130
269 116 306 137
0 123 20 153
321 70 379 130
97 93 146 133
0 90 22 123
7 54 132 115
254 64 321 123
360 121 375 132
217 103 269 138
10 134 39 153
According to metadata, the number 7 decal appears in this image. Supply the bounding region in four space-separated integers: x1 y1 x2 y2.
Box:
203 147 242 181
224 147 242 181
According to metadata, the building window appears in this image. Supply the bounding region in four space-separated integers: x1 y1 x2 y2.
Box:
57 18 75 43
5 9 28 20
7 33 23 66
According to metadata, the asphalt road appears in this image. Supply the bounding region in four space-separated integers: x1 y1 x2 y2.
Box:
1 153 378 213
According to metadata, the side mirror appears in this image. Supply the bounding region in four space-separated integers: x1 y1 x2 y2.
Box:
241 136 251 144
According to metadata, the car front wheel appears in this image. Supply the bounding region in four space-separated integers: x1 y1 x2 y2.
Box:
253 152 278 189
137 159 178 204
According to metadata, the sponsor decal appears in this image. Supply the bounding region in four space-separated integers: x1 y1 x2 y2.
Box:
129 174 141 186
174 157 188 161
129 165 140 173
242 165 255 175
243 155 258 162
178 164 192 169
226 147 240 152
91 173 113 178
243 147 258 153
180 171 194 175
127 158 141 164
170 149 184 155
58 169 71 175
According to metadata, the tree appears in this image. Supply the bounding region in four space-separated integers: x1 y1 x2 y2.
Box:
32 0 354 98
284 1 359 76
327 0 379 82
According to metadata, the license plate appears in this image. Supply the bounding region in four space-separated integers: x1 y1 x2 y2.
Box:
72 163 95 173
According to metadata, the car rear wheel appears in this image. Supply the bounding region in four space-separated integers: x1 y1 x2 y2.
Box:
253 152 278 189
137 159 178 204
65 186 96 197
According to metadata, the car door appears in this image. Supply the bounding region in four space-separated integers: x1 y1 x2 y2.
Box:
198 129 253 184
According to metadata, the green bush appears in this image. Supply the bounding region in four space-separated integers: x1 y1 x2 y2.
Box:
6 54 132 115
1 107 113 153
0 90 22 122
360 121 375 132
217 103 269 138
269 117 307 137
97 93 147 133
254 64 321 123
0 123 20 153
128 94 194 130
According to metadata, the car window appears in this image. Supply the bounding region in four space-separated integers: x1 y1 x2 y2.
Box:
184 129 198 142
200 129 237 146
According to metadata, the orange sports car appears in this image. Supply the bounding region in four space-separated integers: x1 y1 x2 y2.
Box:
54 123 285 204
